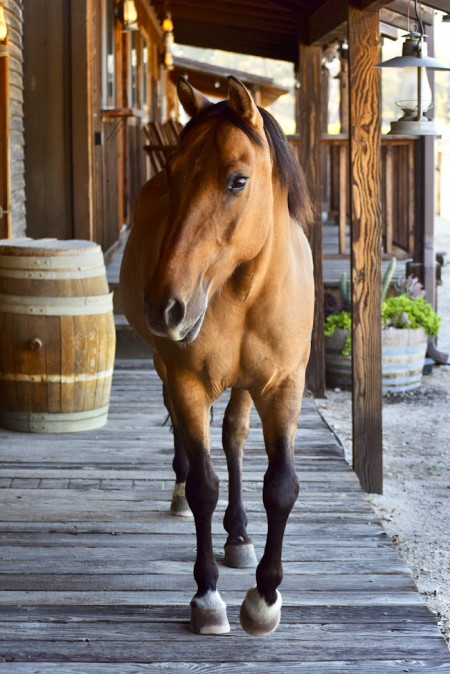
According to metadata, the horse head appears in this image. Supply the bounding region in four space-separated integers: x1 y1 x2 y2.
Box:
143 77 277 343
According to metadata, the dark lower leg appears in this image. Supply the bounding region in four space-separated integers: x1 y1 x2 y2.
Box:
185 454 220 597
256 444 299 605
222 389 252 546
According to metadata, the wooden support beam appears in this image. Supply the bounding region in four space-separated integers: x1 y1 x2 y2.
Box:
387 0 434 24
297 44 325 398
348 6 383 494
307 0 348 45
380 21 399 40
71 0 93 241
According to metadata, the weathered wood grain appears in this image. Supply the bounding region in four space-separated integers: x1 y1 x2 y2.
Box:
0 357 449 668
348 5 383 494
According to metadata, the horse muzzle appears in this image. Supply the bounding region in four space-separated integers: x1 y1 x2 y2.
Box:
144 291 207 343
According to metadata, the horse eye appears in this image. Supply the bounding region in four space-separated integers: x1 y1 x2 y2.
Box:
229 175 248 192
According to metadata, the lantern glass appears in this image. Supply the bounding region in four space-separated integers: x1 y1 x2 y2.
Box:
123 0 138 29
396 66 432 118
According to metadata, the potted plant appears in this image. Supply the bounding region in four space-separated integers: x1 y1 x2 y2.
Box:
324 261 441 393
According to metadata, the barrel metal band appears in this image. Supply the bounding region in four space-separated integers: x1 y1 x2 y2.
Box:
0 368 114 383
0 253 105 271
0 292 114 315
0 405 110 433
0 266 107 280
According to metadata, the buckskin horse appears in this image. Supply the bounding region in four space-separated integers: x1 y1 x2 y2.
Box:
120 76 314 636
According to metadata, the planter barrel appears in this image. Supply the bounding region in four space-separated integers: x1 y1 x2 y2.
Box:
325 329 352 389
325 327 428 393
0 238 116 432
382 327 428 393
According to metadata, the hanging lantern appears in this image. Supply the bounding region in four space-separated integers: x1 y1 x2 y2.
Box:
123 0 138 32
162 12 174 71
376 32 450 135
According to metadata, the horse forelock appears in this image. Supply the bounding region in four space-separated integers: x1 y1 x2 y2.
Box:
179 101 313 229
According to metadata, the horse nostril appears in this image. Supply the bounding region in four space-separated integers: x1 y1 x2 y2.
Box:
164 298 186 328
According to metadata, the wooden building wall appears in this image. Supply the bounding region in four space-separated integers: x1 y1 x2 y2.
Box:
1 0 26 239
23 0 74 241
22 0 163 255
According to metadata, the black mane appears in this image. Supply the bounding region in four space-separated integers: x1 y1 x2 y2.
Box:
180 100 313 227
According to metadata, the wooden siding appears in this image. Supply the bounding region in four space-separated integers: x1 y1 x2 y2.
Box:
0 354 449 668
4 0 26 237
22 0 74 240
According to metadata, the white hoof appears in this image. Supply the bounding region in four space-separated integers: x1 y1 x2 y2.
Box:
170 483 192 517
239 587 282 636
190 590 230 635
224 542 257 568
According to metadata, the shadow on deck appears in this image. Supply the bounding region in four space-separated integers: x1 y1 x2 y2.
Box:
0 347 449 670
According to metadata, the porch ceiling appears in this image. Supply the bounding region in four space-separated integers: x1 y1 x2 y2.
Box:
148 0 443 63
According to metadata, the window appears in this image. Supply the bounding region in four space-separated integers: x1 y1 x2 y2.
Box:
130 30 139 109
102 0 116 108
142 38 149 119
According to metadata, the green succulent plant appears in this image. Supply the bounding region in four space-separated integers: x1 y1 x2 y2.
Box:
324 261 440 356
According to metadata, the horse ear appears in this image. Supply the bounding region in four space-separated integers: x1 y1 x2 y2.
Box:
177 77 211 117
227 76 263 130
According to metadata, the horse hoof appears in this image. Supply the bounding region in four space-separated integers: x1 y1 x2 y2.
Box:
239 587 282 636
170 483 192 517
224 542 257 568
190 591 230 635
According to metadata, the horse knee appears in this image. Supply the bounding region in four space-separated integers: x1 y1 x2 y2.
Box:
263 453 299 518
185 459 219 518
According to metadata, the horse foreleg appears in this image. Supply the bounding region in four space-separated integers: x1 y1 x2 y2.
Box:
240 382 302 636
169 377 230 635
222 388 257 568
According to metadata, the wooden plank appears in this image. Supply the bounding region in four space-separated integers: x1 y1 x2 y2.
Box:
0 603 436 624
3 662 450 674
385 145 394 254
0 43 9 238
339 144 347 254
347 6 383 494
0 620 442 642
0 635 448 663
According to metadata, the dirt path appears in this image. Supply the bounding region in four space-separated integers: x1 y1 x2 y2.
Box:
316 219 450 647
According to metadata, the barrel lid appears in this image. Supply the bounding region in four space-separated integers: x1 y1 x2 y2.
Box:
0 238 101 257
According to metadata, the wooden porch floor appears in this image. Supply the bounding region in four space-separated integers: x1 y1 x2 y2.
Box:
0 352 450 671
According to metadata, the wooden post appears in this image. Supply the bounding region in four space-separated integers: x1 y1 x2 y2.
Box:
422 23 436 308
297 43 325 399
0 38 9 238
348 6 383 494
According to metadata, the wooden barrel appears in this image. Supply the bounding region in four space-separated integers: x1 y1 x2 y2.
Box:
324 329 352 389
325 327 428 393
382 327 427 394
0 238 116 432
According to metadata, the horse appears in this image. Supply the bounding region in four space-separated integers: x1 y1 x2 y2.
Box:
120 76 314 636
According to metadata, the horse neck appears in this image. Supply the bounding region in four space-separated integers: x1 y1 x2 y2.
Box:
231 184 292 300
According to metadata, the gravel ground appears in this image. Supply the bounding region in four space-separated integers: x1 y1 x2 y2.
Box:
316 218 450 647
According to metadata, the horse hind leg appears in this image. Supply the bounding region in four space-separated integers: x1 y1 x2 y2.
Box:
170 423 191 517
222 389 257 569
162 385 191 517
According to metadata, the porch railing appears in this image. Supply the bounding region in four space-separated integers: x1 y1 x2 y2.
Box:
289 134 418 258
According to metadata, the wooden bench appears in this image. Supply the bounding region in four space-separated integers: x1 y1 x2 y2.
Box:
143 120 183 173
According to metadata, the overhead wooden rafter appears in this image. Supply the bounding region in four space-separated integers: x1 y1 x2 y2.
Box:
148 0 443 62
